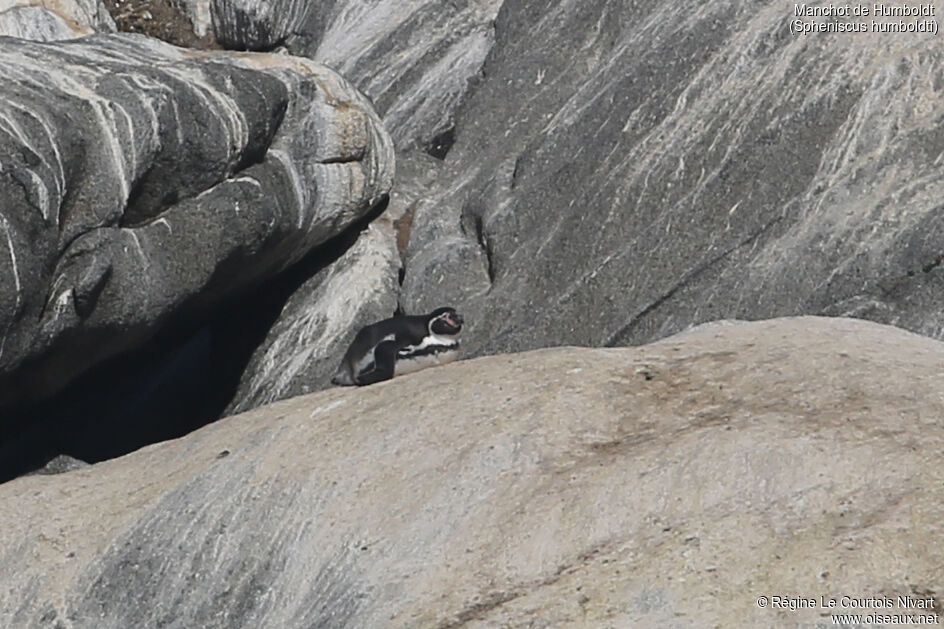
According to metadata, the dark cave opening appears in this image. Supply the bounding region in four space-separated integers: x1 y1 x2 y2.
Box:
0 196 389 483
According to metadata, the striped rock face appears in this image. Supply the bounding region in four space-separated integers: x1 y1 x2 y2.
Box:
0 35 394 408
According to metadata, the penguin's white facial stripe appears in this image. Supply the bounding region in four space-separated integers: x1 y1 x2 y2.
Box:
441 312 461 327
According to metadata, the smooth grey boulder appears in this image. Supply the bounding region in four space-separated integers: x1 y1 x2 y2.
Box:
1 317 942 627
0 0 115 40
0 34 393 406
210 0 504 150
400 1 944 357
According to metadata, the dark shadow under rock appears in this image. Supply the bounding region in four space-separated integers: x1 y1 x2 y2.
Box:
0 197 391 483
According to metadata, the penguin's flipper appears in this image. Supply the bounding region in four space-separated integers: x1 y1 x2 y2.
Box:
354 340 398 385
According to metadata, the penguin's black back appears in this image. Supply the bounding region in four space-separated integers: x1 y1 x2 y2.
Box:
346 314 430 354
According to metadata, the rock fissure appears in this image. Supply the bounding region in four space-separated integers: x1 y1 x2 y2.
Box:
604 214 785 347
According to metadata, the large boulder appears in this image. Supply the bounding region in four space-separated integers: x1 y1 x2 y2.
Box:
0 0 114 40
197 0 503 411
0 34 394 407
0 317 941 627
209 0 504 150
399 1 944 357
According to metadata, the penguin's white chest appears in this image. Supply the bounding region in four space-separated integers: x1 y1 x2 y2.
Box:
393 348 459 377
394 332 459 377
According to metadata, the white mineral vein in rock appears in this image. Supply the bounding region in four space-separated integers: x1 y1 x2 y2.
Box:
0 214 20 361
162 66 250 154
268 149 308 227
0 106 54 222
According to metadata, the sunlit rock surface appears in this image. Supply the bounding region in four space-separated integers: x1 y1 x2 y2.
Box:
0 0 114 40
1 317 941 627
398 1 944 359
210 0 503 150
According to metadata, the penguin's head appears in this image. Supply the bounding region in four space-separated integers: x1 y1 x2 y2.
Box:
429 307 464 335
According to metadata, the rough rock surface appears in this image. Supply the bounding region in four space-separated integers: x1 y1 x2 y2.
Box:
102 0 217 48
0 34 393 406
400 1 944 358
201 0 503 408
1 317 942 628
226 215 401 414
225 152 447 410
29 453 89 475
210 0 504 151
179 0 210 37
209 0 309 50
0 0 115 39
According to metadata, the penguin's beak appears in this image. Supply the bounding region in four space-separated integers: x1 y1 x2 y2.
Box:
449 313 464 327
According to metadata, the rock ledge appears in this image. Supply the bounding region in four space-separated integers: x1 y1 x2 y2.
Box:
0 316 941 628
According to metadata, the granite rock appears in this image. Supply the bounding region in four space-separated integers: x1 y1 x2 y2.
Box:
179 0 211 37
209 0 309 50
0 0 115 40
0 317 941 627
399 1 944 358
209 0 504 151
0 34 393 406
